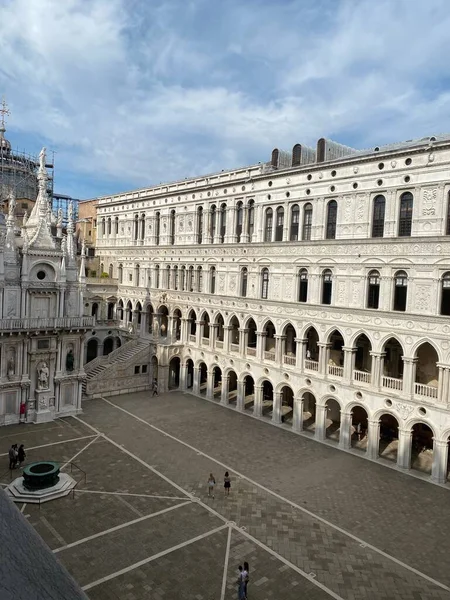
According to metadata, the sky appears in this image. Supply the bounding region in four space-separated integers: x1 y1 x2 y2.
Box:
1 0 450 200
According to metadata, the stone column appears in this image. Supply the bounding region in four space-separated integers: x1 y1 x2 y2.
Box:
210 323 219 350
272 392 282 424
225 206 236 243
236 380 245 411
342 347 357 383
295 338 306 372
181 318 189 343
195 321 202 346
238 328 248 357
59 289 65 318
213 209 221 244
223 325 232 354
292 397 303 432
206 370 215 399
254 384 263 417
204 209 212 244
221 376 229 405
256 331 266 361
397 427 412 469
274 335 285 364
180 363 187 390
370 352 383 389
241 207 249 243
318 342 331 376
282 203 289 241
193 367 200 395
431 439 449 484
402 357 417 398
314 404 327 440
367 418 380 459
339 411 353 450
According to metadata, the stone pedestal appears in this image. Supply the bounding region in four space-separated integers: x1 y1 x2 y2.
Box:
33 389 53 423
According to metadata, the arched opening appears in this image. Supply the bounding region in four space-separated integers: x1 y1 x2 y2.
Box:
325 398 341 442
126 301 133 323
212 366 222 400
118 264 123 284
202 312 210 343
247 200 255 241
325 200 337 239
103 337 114 356
328 330 344 377
243 375 255 412
398 191 413 237
367 270 380 309
264 208 273 242
372 195 385 238
210 205 217 240
261 267 269 299
414 342 438 400
282 323 296 366
275 206 284 241
298 268 308 302
290 204 299 241
170 210 176 245
151 356 158 384
240 267 248 297
219 203 226 242
305 327 319 370
382 338 403 390
263 320 276 361
173 309 182 341
210 266 216 294
236 201 243 242
199 362 208 395
86 339 98 363
173 266 179 290
169 357 180 389
280 386 294 424
186 359 194 389
159 305 169 338
302 203 312 240
354 334 372 383
302 392 316 433
351 406 368 451
393 270 408 312
379 413 399 462
147 304 154 333
108 264 113 278
197 207 203 244
155 212 161 245
229 316 240 352
117 300 124 321
107 218 111 235
246 318 257 357
227 370 238 405
91 302 99 318
135 301 142 327
215 313 225 348
321 269 333 305
441 272 450 315
411 423 434 474
261 380 274 419
107 302 115 320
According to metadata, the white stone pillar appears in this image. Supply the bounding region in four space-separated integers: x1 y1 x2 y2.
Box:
204 209 212 244
223 325 232 354
213 209 221 244
195 320 202 346
256 331 266 361
254 384 263 417
292 397 303 432
236 380 245 411
274 335 284 364
397 427 412 469
342 347 356 383
206 371 215 399
238 328 248 357
295 338 306 372
180 363 187 390
241 207 249 243
221 376 229 405
402 357 417 399
314 404 327 440
318 343 330 376
367 418 380 459
193 367 200 395
431 439 449 484
370 352 383 389
272 392 282 424
339 411 353 450
225 206 236 243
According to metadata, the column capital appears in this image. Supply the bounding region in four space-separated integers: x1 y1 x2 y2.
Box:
399 428 413 436
256 331 267 337
370 351 385 358
402 356 418 364
317 342 331 349
433 438 449 448
436 362 450 370
342 346 357 353
294 337 308 344
368 418 380 425
274 334 286 340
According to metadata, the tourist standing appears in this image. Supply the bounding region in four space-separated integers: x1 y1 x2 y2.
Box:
152 380 158 396
224 471 231 496
17 444 26 468
8 444 18 470
237 565 246 600
19 402 26 423
207 473 216 498
243 561 250 598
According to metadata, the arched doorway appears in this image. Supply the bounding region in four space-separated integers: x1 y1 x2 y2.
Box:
243 375 254 412
263 321 276 361
379 413 399 462
246 318 257 357
201 312 210 344
280 385 294 424
325 398 341 442
227 370 238 405
147 304 154 334
86 339 98 363
305 327 319 370
150 356 158 384
411 423 434 474
169 357 180 389
414 343 439 400
328 330 344 377
126 300 133 323
354 334 372 383
351 406 369 451
282 323 297 366
103 337 114 356
159 305 169 337
199 362 208 395
91 302 99 318
214 313 224 349
186 359 194 389
135 302 142 328
173 309 182 341
229 316 240 352
261 380 274 419
302 392 316 433
188 309 197 340
382 338 404 390
107 302 115 320
212 366 222 400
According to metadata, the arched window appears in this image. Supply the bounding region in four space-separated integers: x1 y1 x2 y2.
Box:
292 144 301 166
298 268 308 302
107 218 111 235
155 212 161 245
115 216 119 234
91 302 98 317
140 214 145 240
188 266 194 291
261 268 269 299
135 264 140 286
321 269 332 305
101 218 105 236
393 270 408 311
275 207 284 241
108 263 113 278
166 265 171 289
154 265 160 288
117 300 124 320
372 195 386 238
127 301 133 323
133 215 139 240
236 202 243 242
302 203 313 240
210 205 216 241
264 208 273 242
325 200 337 239
367 270 380 309
241 267 248 297
446 193 450 235
398 192 413 237
118 263 123 284
197 266 203 292
170 210 175 245
441 272 450 315
173 266 178 290
248 200 255 242
290 204 299 241
197 207 203 244
210 266 216 294
220 204 226 243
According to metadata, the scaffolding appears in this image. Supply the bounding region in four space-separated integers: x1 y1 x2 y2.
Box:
52 193 79 226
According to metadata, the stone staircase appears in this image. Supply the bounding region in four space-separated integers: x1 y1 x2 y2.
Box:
82 339 150 397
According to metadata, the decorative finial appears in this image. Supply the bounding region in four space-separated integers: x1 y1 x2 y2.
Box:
39 147 47 172
57 207 63 227
0 97 10 132
8 189 16 218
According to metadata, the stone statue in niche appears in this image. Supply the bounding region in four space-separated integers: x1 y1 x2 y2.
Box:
7 350 15 380
37 362 49 390
66 349 74 372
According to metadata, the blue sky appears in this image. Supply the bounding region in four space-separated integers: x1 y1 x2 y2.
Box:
1 0 450 200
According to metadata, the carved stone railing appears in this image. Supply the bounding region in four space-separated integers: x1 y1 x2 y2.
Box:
215 340 224 349
283 355 296 366
264 350 275 361
415 382 438 399
246 347 256 357
382 376 403 391
328 364 344 377
84 339 142 376
354 369 371 384
304 359 319 372
0 317 95 331
230 343 239 353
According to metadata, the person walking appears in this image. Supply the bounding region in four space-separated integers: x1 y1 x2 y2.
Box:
207 473 216 498
237 565 246 600
17 444 26 468
224 471 231 496
243 561 250 598
152 380 158 396
8 444 17 470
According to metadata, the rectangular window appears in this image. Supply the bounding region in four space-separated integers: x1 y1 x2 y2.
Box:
302 210 312 241
134 365 140 374
37 339 50 350
142 365 148 373
299 280 308 302
129 273 133 282
367 285 379 309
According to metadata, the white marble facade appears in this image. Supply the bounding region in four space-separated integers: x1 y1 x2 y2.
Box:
0 148 92 425
92 134 450 483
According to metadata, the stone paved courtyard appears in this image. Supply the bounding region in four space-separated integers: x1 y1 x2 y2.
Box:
2 391 450 599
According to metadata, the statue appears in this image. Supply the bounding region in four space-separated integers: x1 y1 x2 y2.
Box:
7 353 14 379
23 210 28 225
37 362 49 390
66 349 74 372
57 208 63 228
39 147 46 171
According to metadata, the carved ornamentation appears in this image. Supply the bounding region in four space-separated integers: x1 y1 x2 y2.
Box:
394 402 414 420
422 187 437 216
415 285 431 311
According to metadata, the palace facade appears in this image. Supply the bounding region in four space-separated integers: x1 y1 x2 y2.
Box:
87 134 450 484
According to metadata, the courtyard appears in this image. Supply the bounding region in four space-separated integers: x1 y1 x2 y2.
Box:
1 391 450 599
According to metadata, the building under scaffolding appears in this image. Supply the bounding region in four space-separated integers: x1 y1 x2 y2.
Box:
53 192 79 226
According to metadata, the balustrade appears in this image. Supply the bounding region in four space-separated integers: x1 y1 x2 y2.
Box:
283 355 296 366
353 369 371 384
230 343 239 353
264 350 276 361
304 359 319 371
382 375 403 391
414 382 438 399
328 364 343 377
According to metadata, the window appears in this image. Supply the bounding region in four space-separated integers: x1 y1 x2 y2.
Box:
118 264 123 284
446 193 450 235
441 272 450 315
188 266 194 291
398 192 413 237
21 202 28 209
264 208 273 242
173 266 178 290
37 339 50 350
109 264 113 278
321 269 332 305
393 270 408 311
210 206 216 241
298 269 308 302
236 202 243 242
302 203 313 240
197 266 203 292
142 364 148 374
154 265 160 288
261 268 269 299
210 266 216 294
241 267 248 297
197 207 203 244
135 264 140 286
290 204 299 241
372 195 386 238
101 218 105 236
115 217 119 234
140 214 145 240
248 201 255 241
155 212 161 245
133 215 139 240
107 218 111 235
129 273 132 282
134 366 140 374
166 266 171 289
219 204 226 242
275 207 284 241
325 200 337 239
367 270 380 309
170 210 175 245
117 300 124 320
